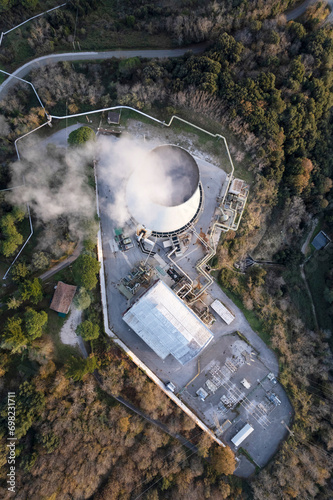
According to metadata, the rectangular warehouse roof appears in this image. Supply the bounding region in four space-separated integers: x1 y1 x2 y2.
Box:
211 300 235 325
123 280 213 365
231 424 254 447
312 230 330 250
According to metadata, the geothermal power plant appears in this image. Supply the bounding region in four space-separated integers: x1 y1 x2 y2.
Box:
126 145 203 237
97 117 290 473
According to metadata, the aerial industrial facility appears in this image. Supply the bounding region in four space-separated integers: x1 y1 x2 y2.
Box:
96 112 292 477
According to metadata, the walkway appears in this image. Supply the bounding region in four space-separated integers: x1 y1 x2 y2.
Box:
301 218 318 255
300 219 319 330
285 0 316 21
39 241 83 281
300 263 318 330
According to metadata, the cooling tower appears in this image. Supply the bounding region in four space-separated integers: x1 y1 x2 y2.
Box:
126 145 203 237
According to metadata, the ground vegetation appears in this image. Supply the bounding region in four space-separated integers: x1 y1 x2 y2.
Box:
0 2 332 499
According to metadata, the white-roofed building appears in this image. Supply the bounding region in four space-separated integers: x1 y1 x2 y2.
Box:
210 299 235 325
231 423 254 447
123 280 213 365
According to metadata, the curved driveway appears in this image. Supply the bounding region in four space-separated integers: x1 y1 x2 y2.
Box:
1 0 333 100
286 0 333 21
285 0 316 21
0 45 207 100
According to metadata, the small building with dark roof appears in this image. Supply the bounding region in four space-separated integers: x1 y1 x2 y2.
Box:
107 111 120 125
311 231 331 251
50 281 77 316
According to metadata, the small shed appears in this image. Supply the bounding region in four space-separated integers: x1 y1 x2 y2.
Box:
210 299 235 325
50 281 77 316
311 230 330 250
241 378 251 389
107 111 120 125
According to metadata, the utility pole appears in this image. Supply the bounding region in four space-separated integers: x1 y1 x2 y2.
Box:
281 420 294 436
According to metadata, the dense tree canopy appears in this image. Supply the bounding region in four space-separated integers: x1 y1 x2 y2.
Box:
68 126 96 146
0 209 24 257
24 308 47 341
65 355 98 381
73 287 91 310
76 320 99 341
73 254 100 290
211 446 236 475
19 278 43 304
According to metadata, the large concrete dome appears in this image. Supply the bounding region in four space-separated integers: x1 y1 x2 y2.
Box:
126 145 203 236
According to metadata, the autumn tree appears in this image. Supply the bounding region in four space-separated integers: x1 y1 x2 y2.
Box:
211 446 236 475
11 262 30 283
0 212 24 257
1 316 27 353
31 251 49 271
197 432 214 458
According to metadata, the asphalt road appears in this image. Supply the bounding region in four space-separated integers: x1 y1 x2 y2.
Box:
285 0 317 21
39 241 83 281
1 0 333 101
285 0 333 21
0 44 207 101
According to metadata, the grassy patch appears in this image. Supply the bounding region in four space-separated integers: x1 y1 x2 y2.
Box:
171 108 254 183
238 447 261 473
79 28 173 52
216 279 272 345
283 268 315 330
120 108 162 127
45 308 80 364
305 249 333 338
5 30 35 68
50 265 77 286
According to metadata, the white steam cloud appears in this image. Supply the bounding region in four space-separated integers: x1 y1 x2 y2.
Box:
96 136 198 232
8 137 97 242
8 132 198 245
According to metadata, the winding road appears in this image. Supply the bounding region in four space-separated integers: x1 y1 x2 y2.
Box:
0 45 207 100
1 0 332 101
285 0 316 21
286 0 333 21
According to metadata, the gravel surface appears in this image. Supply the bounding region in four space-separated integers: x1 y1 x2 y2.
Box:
59 305 88 357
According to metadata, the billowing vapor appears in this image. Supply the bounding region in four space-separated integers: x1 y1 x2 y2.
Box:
8 131 197 247
8 137 97 242
97 136 196 229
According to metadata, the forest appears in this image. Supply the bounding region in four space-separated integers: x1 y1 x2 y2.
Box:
0 0 333 499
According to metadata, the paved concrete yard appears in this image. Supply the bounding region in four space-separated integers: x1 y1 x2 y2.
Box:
181 333 292 474
95 130 292 477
